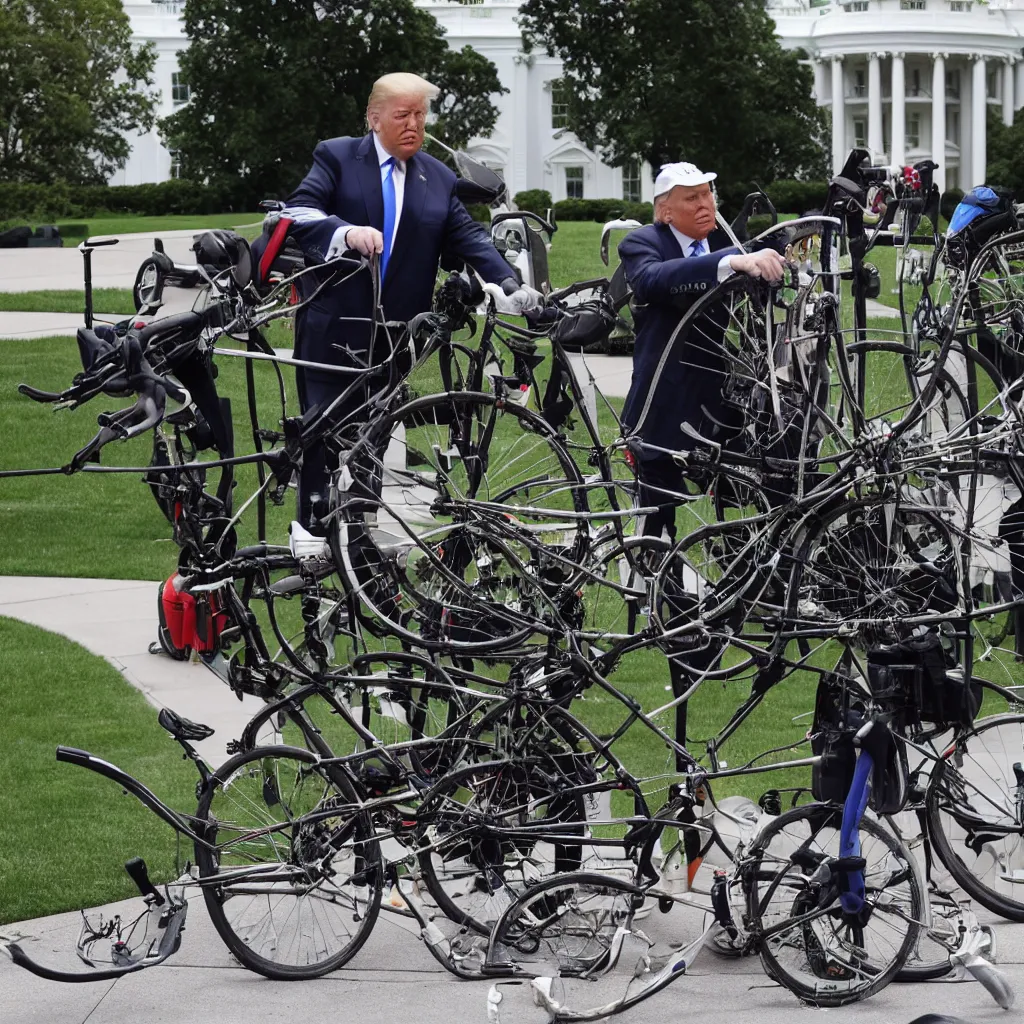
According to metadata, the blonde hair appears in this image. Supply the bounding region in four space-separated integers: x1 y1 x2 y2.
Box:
367 72 439 120
653 191 672 224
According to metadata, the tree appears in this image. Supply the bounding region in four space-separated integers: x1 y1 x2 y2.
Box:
518 0 830 196
160 0 506 204
0 0 157 184
985 107 1024 195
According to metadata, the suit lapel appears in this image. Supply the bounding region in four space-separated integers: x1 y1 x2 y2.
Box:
383 152 427 293
355 132 383 230
654 222 684 259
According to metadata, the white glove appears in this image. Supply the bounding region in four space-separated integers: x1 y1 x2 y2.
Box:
487 282 544 315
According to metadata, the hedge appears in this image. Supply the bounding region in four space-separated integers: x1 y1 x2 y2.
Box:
512 189 553 217
0 179 258 222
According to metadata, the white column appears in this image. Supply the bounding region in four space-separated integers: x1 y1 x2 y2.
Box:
1016 59 1024 111
512 56 531 195
868 52 884 158
832 57 846 174
931 53 947 193
812 58 826 102
1003 58 1015 126
891 52 906 166
972 56 987 186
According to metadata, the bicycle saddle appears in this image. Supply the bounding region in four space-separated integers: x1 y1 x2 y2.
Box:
157 707 215 742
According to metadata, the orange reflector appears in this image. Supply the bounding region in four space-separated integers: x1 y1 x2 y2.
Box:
687 856 703 888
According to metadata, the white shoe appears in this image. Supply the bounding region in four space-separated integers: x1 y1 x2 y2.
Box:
289 521 330 560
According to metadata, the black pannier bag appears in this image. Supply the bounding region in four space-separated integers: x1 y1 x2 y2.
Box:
810 676 857 804
810 676 909 814
867 632 980 731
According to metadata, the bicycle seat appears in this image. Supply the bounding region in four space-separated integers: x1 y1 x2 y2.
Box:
157 707 215 742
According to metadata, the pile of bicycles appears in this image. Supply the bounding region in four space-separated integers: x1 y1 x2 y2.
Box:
7 148 1024 1019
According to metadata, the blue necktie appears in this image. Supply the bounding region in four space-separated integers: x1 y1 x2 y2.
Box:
688 240 705 258
380 157 396 280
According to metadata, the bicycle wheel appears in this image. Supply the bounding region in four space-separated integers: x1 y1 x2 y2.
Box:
330 391 589 650
746 803 922 1006
416 758 587 934
926 713 1024 922
485 871 667 1020
783 498 962 637
194 745 382 979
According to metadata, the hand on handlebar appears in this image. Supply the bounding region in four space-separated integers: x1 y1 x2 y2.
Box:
729 248 787 284
333 226 384 259
484 281 544 316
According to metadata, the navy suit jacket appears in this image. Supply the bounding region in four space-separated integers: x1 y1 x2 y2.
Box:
286 133 511 381
619 224 740 457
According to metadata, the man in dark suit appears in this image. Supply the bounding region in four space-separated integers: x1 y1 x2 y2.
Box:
619 161 785 540
282 72 531 530
618 163 785 790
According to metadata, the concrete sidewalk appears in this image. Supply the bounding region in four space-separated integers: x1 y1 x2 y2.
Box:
0 229 251 294
2 868 1022 1024
0 576 261 767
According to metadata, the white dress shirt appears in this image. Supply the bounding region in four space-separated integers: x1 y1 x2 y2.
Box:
332 133 406 256
668 224 736 283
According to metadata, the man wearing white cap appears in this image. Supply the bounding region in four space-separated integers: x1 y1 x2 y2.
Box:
619 161 785 538
619 162 785 780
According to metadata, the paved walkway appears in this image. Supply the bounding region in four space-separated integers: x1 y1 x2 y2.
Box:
0 576 261 767
0 230 233 294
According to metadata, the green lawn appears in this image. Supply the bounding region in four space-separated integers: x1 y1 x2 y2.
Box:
50 213 263 248
0 617 197 924
0 289 136 315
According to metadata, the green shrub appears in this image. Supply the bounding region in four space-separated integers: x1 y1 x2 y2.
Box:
764 180 830 215
464 203 492 223
746 214 774 237
551 198 653 223
0 179 258 222
512 189 553 217
55 223 89 236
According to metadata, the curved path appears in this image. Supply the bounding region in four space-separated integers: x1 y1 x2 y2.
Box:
0 575 260 767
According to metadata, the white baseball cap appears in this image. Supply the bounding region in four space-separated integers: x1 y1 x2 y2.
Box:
653 161 717 198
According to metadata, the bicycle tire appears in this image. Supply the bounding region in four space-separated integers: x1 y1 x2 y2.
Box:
746 803 922 1007
926 713 1024 922
416 758 587 934
329 390 590 651
194 744 382 979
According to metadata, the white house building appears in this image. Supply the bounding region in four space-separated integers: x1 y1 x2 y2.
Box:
116 0 1024 197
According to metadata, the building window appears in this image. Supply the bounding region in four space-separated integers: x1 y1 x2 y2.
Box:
622 160 641 202
169 149 182 179
900 0 926 9
946 70 960 98
171 72 190 106
853 117 867 148
550 79 569 130
844 1 869 10
988 70 998 100
565 166 584 200
949 1 971 10
908 68 922 97
853 68 866 97
947 109 960 143
906 112 921 148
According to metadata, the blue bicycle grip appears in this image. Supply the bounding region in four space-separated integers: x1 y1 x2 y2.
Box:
839 750 872 914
